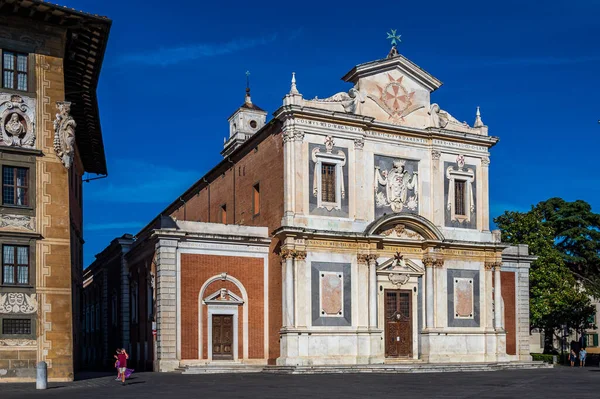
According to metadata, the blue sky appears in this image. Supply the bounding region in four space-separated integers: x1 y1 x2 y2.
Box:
66 0 600 266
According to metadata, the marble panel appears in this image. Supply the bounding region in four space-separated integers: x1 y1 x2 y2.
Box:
447 269 480 327
311 262 351 326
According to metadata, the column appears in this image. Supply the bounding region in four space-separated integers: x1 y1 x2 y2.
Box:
282 126 295 224
423 258 434 329
484 262 495 329
481 156 490 231
368 255 378 328
294 251 307 327
494 263 502 330
293 132 304 214
281 250 295 328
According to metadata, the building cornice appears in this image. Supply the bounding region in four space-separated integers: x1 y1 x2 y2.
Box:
273 105 499 149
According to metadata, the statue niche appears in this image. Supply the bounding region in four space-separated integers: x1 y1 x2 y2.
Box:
0 94 36 148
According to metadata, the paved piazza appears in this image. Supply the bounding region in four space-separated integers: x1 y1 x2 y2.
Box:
2 368 600 398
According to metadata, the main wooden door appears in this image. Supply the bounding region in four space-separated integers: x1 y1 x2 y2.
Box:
212 315 234 360
385 289 412 358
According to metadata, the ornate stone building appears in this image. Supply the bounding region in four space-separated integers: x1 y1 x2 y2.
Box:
0 1 110 381
91 42 534 371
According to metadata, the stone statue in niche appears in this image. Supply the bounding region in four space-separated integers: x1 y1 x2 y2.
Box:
53 101 77 169
375 160 418 212
0 94 36 148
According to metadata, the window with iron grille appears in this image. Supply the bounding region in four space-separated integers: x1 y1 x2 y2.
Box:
2 318 31 335
2 166 29 206
2 245 29 285
454 180 466 216
321 163 336 203
2 51 28 91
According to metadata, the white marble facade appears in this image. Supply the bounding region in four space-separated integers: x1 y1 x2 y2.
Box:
274 50 534 365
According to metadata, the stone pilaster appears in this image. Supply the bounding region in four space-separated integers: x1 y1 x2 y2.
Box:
484 262 495 330
154 239 178 372
354 138 366 221
281 120 295 225
481 156 490 231
423 257 435 329
493 263 503 331
294 250 307 328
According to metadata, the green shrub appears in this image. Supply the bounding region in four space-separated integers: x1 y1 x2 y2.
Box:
531 353 554 363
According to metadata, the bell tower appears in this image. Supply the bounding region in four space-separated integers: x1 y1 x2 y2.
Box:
222 72 267 157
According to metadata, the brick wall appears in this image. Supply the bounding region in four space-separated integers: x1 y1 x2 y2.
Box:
180 254 265 360
171 131 284 363
501 271 516 355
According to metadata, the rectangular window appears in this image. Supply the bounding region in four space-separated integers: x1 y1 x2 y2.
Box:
454 180 466 216
3 166 29 206
220 204 227 224
2 51 28 91
253 183 260 216
585 333 599 347
2 318 31 335
321 163 336 203
2 245 29 285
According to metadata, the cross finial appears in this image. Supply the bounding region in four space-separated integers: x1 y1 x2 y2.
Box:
387 29 401 47
244 71 252 105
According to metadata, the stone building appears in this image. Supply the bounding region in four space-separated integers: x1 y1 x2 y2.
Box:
90 43 535 371
0 1 110 381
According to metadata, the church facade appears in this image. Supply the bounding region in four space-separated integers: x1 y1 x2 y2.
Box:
90 45 534 371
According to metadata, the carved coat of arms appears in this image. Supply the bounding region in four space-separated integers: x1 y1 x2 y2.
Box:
375 160 418 212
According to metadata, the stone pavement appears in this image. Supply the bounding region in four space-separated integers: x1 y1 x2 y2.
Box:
1 367 599 398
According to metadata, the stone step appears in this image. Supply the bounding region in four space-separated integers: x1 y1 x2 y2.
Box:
181 361 551 375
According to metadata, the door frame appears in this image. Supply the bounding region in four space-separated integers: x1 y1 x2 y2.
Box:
207 305 238 361
384 288 413 358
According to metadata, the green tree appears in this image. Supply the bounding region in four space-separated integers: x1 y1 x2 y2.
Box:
537 198 600 297
495 209 594 353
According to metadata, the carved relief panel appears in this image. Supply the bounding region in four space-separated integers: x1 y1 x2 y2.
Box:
374 155 419 219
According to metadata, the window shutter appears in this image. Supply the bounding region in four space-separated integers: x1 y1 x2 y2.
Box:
594 334 598 347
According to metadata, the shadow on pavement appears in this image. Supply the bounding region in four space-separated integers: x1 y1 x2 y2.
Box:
74 371 116 381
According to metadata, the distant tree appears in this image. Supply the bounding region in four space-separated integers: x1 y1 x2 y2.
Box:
495 209 594 353
536 198 600 297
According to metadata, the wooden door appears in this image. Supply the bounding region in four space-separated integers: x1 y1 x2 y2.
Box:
385 289 412 358
212 315 234 360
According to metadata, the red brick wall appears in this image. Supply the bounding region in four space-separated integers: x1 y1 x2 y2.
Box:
501 271 516 355
171 131 284 363
180 254 265 360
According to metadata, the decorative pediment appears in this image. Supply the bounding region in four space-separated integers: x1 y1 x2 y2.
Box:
203 288 243 305
377 255 424 276
379 223 423 240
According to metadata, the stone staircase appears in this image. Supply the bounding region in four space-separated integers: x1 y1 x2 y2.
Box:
180 361 551 375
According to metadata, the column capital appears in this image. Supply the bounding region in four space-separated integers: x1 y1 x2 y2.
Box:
358 254 378 265
293 250 307 260
423 257 444 268
280 249 293 261
423 257 435 268
485 261 502 271
433 259 444 268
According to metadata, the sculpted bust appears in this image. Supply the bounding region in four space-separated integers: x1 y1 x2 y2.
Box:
5 113 25 138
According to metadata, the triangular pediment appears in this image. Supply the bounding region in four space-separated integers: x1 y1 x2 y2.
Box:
341 55 442 92
203 288 244 305
377 256 424 275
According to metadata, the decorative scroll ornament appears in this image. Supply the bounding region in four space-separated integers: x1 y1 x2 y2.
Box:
0 339 36 347
375 159 418 212
0 94 36 148
0 293 38 314
0 214 35 231
53 101 77 169
388 273 410 286
380 224 423 240
308 86 366 114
